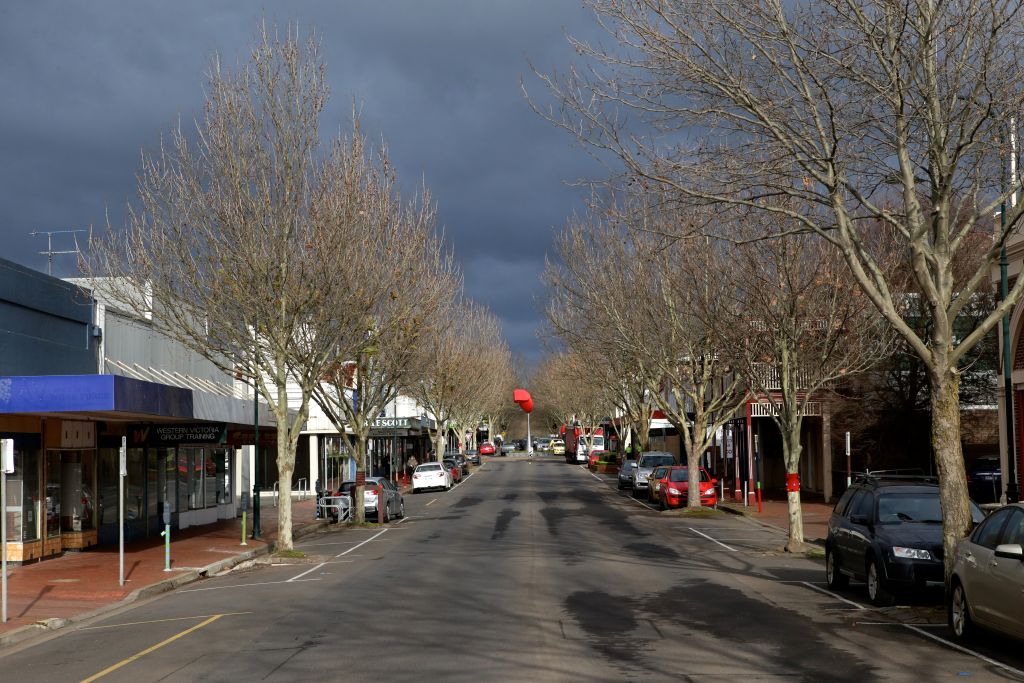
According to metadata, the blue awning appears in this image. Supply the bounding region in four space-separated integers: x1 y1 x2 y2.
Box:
0 375 192 418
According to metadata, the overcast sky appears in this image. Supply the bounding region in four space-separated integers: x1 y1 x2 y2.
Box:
0 1 608 367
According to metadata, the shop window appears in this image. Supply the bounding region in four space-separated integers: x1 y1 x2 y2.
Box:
176 450 189 513
203 451 216 508
59 450 96 532
98 448 120 525
190 448 204 509
215 450 231 505
6 445 40 542
45 451 60 538
126 449 145 523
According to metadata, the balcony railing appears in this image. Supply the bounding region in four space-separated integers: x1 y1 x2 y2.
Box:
750 363 834 392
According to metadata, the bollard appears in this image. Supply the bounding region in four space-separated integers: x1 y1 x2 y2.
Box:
160 524 171 571
241 510 247 546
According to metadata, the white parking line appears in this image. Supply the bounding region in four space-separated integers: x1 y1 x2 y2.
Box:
688 527 738 551
395 515 413 524
288 562 326 582
336 528 388 558
425 498 439 507
800 581 866 610
179 578 319 593
855 623 1024 678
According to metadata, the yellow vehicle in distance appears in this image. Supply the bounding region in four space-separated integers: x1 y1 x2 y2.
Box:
550 439 565 455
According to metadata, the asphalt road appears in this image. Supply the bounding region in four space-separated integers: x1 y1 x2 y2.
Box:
3 457 1024 682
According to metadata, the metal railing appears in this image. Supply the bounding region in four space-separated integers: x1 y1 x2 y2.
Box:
273 479 315 506
317 495 352 523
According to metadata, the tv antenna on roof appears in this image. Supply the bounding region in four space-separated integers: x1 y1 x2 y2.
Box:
30 227 92 276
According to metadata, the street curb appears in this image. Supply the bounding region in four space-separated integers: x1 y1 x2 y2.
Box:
0 519 329 651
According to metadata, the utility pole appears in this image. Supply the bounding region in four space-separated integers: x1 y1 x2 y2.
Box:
1002 123 1020 504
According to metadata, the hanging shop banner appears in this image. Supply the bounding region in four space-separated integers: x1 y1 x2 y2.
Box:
130 423 227 446
225 427 278 447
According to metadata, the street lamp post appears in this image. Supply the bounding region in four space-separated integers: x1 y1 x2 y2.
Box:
251 371 262 539
1002 124 1020 504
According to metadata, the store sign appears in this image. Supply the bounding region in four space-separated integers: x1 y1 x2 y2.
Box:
130 423 227 446
225 428 277 447
372 417 414 429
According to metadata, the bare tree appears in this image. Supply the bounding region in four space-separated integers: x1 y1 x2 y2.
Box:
718 216 894 551
307 131 459 523
412 302 507 460
545 206 750 507
536 0 1024 576
88 25 364 549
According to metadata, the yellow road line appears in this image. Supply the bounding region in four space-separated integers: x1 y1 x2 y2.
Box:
80 614 223 682
80 611 251 631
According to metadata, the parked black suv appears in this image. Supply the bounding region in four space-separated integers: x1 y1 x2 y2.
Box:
825 474 985 605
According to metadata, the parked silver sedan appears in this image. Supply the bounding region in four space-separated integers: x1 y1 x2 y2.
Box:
948 502 1024 643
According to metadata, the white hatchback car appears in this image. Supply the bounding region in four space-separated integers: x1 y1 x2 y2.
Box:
948 502 1024 643
412 462 452 493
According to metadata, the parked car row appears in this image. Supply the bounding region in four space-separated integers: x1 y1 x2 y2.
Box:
824 473 1024 644
612 451 719 509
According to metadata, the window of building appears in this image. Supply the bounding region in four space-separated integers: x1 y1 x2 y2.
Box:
4 442 41 542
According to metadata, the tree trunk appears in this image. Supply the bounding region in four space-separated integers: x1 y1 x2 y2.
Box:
635 417 651 452
930 366 973 583
353 438 367 524
434 430 446 462
781 421 806 553
275 425 294 550
684 431 702 508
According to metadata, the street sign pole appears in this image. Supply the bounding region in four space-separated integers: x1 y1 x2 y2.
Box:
119 436 126 587
2 438 14 623
527 412 533 457
845 432 852 488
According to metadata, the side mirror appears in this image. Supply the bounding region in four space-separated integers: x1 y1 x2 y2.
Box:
849 514 871 526
994 543 1024 561
631 462 638 469
711 478 718 485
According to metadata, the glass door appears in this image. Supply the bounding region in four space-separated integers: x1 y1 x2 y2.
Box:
45 451 61 538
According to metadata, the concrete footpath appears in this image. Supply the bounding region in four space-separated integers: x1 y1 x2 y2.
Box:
0 497 323 648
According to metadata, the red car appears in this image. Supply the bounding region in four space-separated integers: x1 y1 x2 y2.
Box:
587 450 608 470
442 458 462 483
656 466 718 509
478 441 496 456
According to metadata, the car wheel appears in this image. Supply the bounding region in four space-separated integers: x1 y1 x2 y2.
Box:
866 557 894 606
948 580 974 642
398 501 405 519
383 503 391 523
617 479 625 490
659 497 666 511
825 548 849 589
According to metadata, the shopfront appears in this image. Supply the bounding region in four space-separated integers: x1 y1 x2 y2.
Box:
0 375 268 563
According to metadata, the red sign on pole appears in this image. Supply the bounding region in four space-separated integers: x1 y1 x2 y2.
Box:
512 388 534 413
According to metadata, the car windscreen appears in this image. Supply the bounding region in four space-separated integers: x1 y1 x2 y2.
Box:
640 455 675 467
417 464 442 472
668 469 710 483
877 492 985 524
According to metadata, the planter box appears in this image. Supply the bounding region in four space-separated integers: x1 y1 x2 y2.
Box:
596 463 619 475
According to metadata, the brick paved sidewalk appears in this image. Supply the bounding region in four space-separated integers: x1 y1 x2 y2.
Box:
719 496 834 546
0 496 322 644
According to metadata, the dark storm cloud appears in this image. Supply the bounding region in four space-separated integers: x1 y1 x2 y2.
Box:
0 1 608 364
